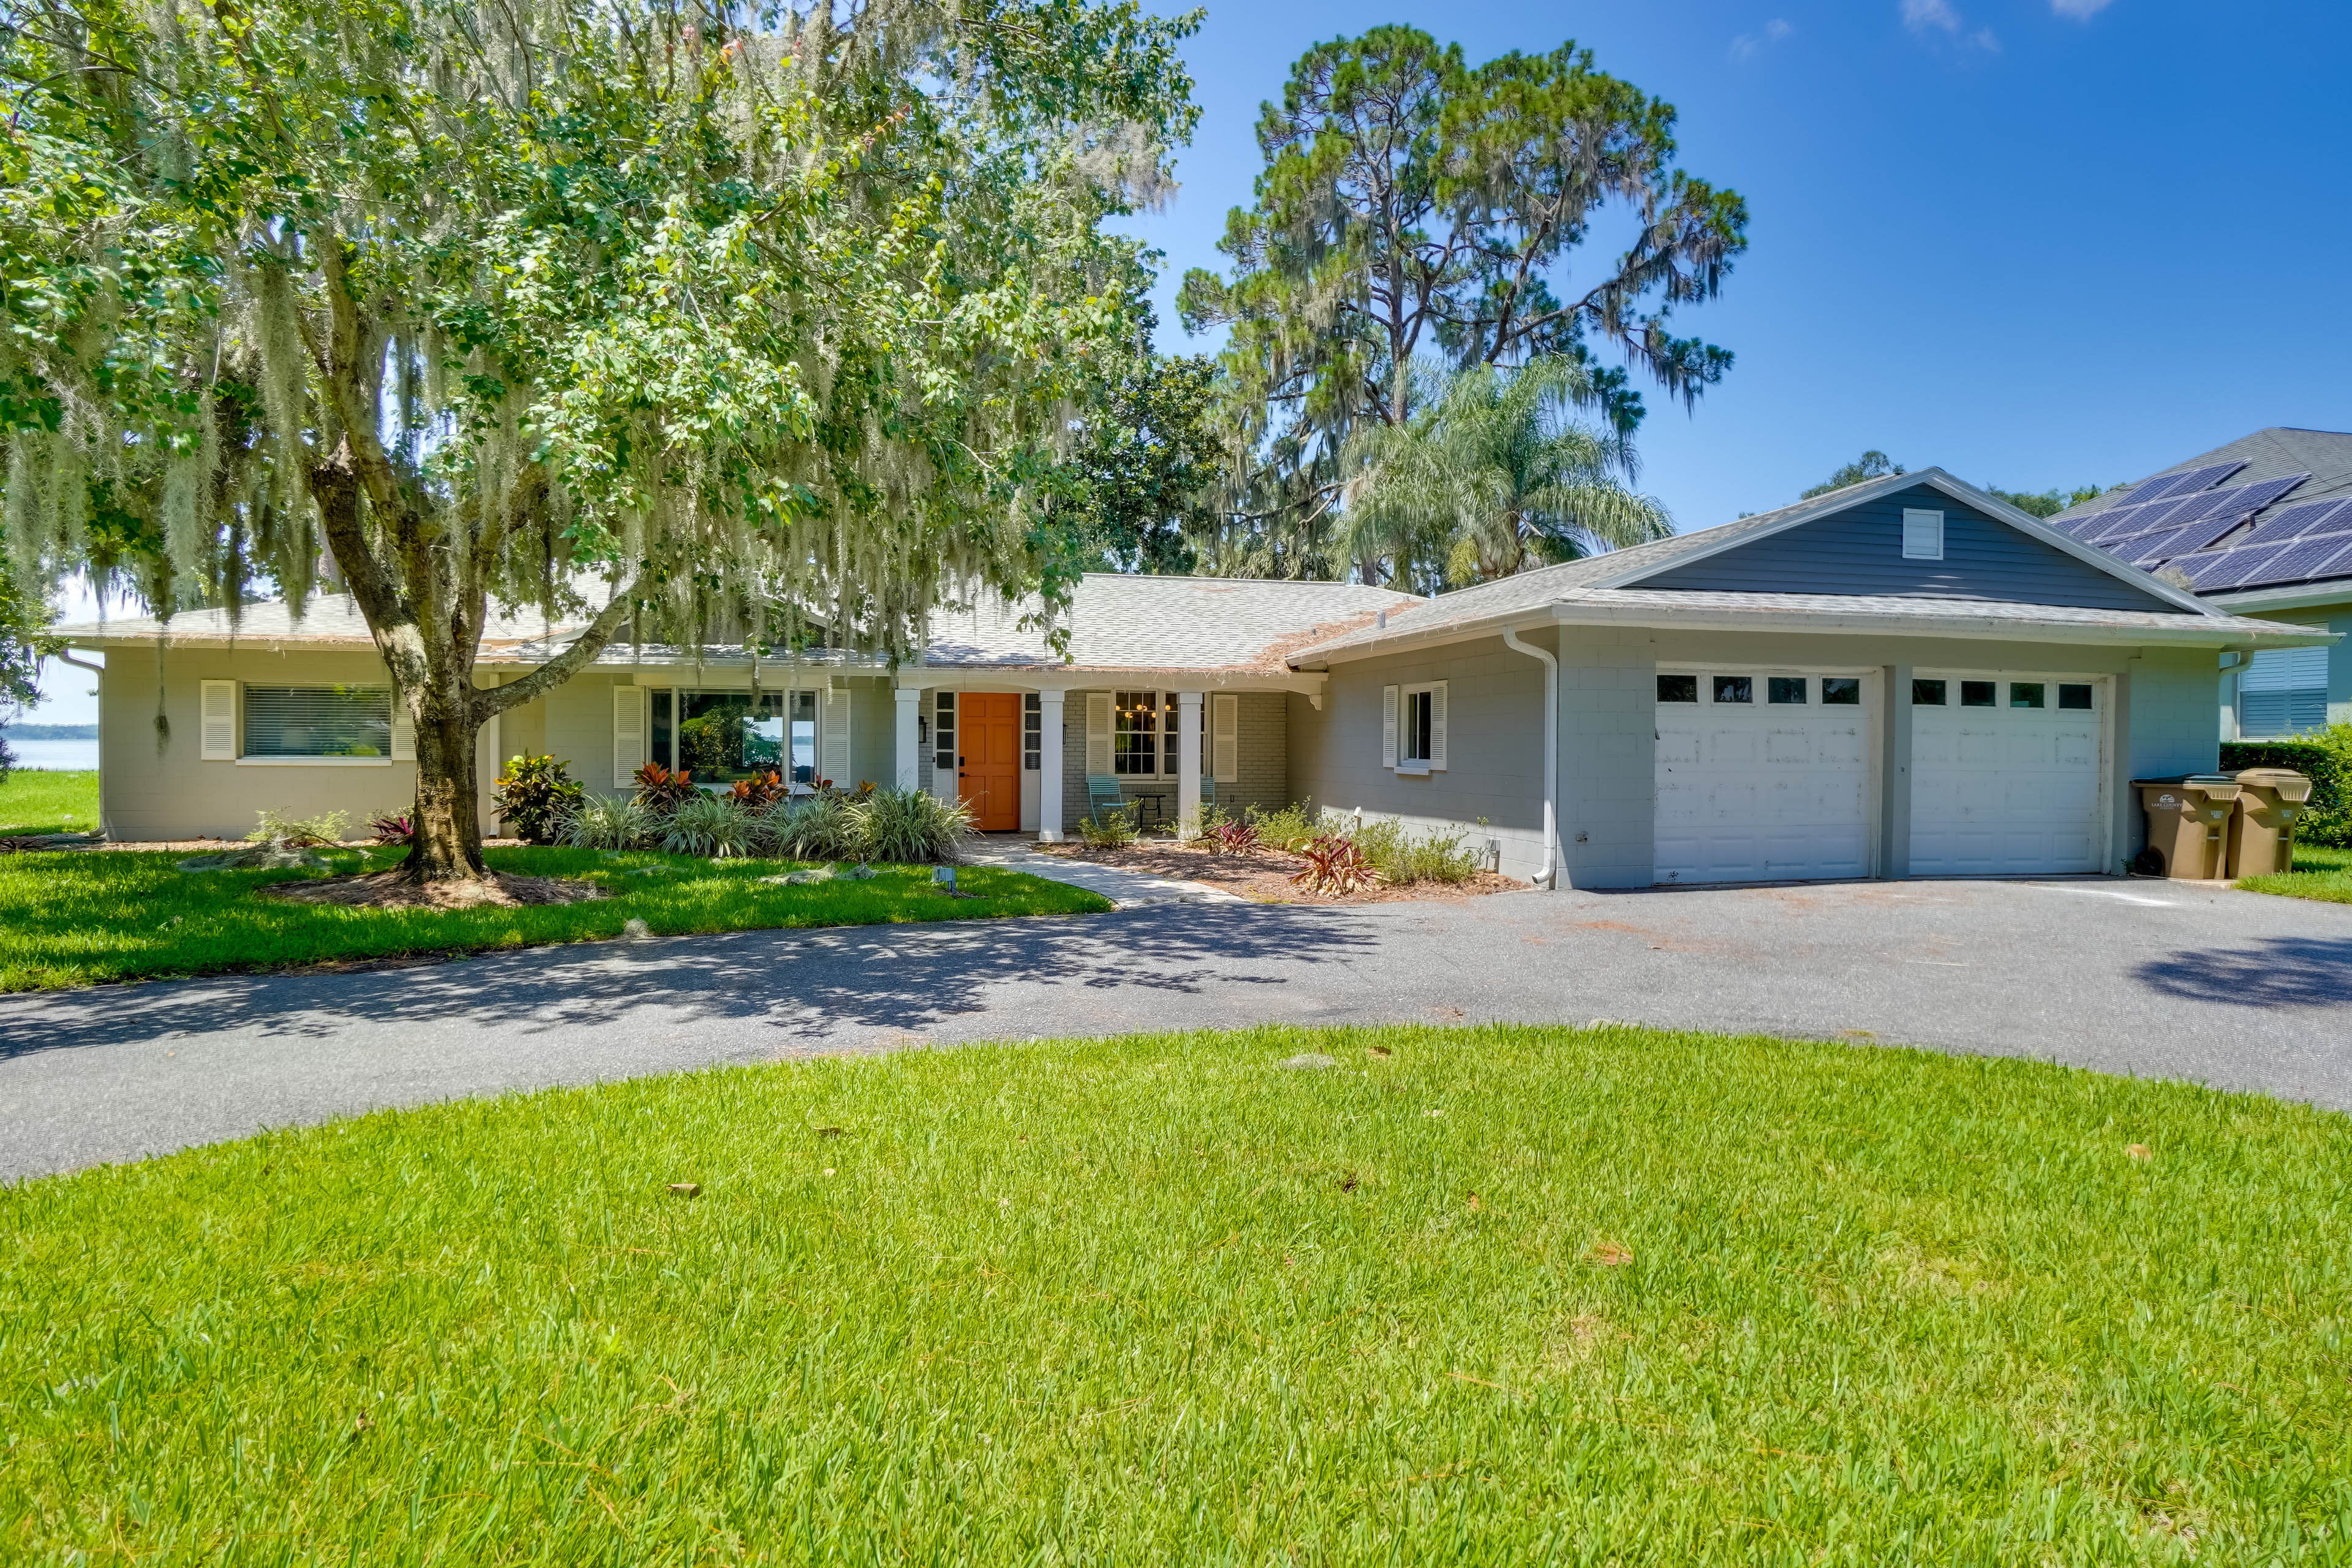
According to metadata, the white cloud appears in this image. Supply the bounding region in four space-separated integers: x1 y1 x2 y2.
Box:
1902 0 1960 32
1970 26 2001 50
1730 17 1794 61
2051 0 2115 16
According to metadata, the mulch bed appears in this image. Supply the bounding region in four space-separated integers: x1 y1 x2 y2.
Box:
260 871 607 910
1035 841 1521 905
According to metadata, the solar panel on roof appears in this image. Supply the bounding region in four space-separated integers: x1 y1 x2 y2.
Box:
2178 551 2245 586
2086 503 2165 543
2226 473 2311 512
2122 526 2199 565
2190 543 2292 590
2138 459 2250 503
2239 499 2350 547
2173 508 2260 554
2237 535 2352 589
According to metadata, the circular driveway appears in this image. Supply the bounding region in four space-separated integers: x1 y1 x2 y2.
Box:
4 877 2349 1180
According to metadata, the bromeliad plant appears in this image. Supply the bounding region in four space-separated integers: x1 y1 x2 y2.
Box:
1208 820 1263 855
369 811 416 847
1290 833 1378 895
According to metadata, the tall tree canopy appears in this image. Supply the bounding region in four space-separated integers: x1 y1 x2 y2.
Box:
1 0 1197 876
1801 451 1906 499
1338 358 1668 592
1068 350 1223 575
1177 26 1746 579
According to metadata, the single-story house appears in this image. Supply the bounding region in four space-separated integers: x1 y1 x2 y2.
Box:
62 466 2332 887
2043 426 2352 740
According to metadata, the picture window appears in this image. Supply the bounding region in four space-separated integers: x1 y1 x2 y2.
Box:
242 685 391 758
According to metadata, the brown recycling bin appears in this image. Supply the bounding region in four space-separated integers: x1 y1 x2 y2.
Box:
2133 775 2242 879
2227 768 2314 878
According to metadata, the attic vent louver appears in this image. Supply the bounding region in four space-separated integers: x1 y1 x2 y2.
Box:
1377 609 1388 628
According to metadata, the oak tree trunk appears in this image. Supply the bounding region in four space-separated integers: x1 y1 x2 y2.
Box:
405 688 486 881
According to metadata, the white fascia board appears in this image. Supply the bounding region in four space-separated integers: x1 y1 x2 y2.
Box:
889 666 1317 693
2204 582 2352 616
1591 466 2224 619
1542 598 2336 650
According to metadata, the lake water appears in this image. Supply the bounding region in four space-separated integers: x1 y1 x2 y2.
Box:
6 739 99 772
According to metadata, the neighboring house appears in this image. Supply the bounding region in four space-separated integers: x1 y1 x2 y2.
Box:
2042 426 2352 740
61 466 2329 887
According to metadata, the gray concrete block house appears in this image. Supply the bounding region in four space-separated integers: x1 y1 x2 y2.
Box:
64 466 2329 888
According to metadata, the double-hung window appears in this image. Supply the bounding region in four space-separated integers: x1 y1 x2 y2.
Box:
1113 690 1171 776
1382 681 1447 772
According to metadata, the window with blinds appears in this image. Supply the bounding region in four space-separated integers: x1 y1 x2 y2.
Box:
243 685 394 757
2240 647 2329 738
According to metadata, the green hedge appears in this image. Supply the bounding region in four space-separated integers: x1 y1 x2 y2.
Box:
2222 723 2352 845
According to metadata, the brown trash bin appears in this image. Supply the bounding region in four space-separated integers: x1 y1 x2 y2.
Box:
2227 768 2315 878
2133 775 2243 878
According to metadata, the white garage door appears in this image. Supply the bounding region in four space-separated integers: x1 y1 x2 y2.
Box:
1656 669 1873 884
1908 673 2105 876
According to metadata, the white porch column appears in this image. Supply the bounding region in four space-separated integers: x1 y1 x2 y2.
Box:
894 687 923 791
1177 689 1203 838
1037 689 1066 842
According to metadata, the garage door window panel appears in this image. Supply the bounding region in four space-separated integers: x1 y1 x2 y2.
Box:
1769 677 1807 704
2010 682 2046 709
1823 678 1861 706
1657 674 1698 703
1713 676 1752 704
1961 680 1997 707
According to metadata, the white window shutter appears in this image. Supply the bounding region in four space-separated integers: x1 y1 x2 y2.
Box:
1902 508 1945 561
1381 685 1398 769
1212 693 1238 785
390 697 415 761
200 680 237 760
1085 692 1112 774
1428 680 1448 771
821 685 853 785
612 684 645 786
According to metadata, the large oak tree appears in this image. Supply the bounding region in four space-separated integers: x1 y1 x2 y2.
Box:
1 0 1195 878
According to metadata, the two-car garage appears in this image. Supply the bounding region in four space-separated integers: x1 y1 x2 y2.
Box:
1654 663 2109 884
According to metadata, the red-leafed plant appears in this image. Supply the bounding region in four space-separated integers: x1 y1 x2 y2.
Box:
1209 820 1262 855
369 810 415 846
729 771 788 810
632 763 697 813
1290 832 1378 895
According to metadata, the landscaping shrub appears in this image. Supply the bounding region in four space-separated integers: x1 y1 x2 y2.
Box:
247 809 351 847
2223 725 2352 845
492 754 584 845
563 795 658 851
368 810 414 847
853 787 974 864
1208 819 1262 855
728 770 788 811
1077 805 1137 847
631 763 698 815
1348 816 1480 885
661 791 755 859
1291 832 1377 894
1243 800 1319 853
761 793 858 861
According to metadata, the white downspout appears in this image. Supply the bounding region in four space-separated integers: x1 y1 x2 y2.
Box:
1499 625 1558 889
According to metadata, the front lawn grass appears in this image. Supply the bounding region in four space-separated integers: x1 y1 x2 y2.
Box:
5 1023 2348 1564
0 846 1110 990
2234 840 2352 903
0 767 99 835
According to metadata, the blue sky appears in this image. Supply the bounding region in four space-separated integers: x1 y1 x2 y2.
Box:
21 0 2351 726
1118 0 2352 525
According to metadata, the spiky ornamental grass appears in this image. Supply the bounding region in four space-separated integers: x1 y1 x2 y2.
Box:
3 1023 2348 1561
1 0 1199 877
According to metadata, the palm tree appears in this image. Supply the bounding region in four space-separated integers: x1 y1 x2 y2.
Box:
1338 358 1672 589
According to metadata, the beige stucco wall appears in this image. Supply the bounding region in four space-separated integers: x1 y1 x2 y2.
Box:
98 644 497 842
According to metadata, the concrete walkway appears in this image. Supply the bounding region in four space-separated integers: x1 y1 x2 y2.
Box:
4 876 2350 1180
962 841 1243 907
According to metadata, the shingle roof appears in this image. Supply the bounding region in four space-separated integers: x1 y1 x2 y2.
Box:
2049 428 2352 530
58 574 1415 675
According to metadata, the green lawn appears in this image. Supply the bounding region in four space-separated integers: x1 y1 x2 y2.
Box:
4 1023 2346 1564
2234 841 2352 903
0 846 1110 991
0 767 99 835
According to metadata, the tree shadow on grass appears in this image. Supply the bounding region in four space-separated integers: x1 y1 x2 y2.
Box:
0 904 1379 1061
2130 935 2352 1008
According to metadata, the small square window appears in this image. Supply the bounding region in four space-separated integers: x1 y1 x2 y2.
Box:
2059 683 2094 710
1657 674 1698 703
1822 677 1861 706
1713 675 1752 704
1912 679 1947 706
2010 682 2046 709
1961 680 1997 707
1768 676 1807 704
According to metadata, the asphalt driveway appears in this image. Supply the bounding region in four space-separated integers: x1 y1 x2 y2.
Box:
5 876 2351 1180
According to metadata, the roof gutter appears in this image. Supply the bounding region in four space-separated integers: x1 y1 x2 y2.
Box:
1498 624 1558 890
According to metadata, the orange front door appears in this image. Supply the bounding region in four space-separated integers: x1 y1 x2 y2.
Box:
958 693 1022 832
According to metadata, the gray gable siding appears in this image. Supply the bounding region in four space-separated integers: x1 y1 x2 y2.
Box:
1634 485 2183 612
